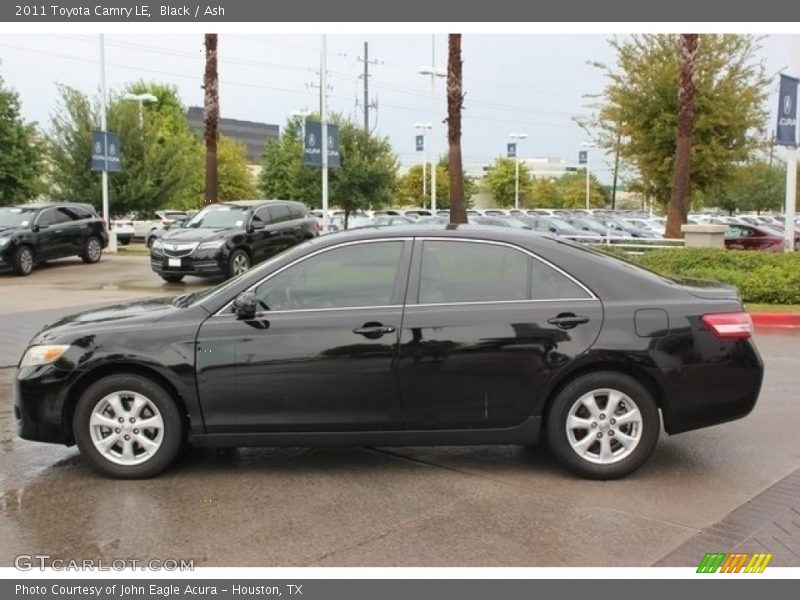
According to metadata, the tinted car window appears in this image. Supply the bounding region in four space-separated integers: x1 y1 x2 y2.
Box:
252 206 272 225
37 208 72 227
530 258 591 300
287 204 305 219
268 204 292 223
419 241 529 304
254 241 403 311
64 206 93 220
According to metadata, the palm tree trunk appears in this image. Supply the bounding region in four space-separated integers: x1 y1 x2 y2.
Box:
204 33 219 205
665 34 698 239
447 34 467 224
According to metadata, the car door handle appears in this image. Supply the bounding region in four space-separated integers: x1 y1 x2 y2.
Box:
353 323 396 339
547 314 590 329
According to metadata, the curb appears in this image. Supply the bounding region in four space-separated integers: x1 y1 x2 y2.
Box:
750 312 800 329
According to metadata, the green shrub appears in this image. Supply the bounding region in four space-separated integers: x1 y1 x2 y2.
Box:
594 247 800 304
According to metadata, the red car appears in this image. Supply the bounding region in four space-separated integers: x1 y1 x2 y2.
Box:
724 223 800 252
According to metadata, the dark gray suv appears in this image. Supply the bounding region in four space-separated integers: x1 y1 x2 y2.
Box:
150 200 319 282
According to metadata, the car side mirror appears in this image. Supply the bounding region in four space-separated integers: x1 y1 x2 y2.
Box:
232 290 257 320
549 227 557 233
32 224 41 232
250 219 266 231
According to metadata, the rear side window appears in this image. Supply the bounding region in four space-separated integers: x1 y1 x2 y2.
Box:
287 204 305 219
268 204 292 223
530 258 591 300
419 241 529 304
64 206 93 220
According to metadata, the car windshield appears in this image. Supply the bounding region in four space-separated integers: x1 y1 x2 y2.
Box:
184 205 248 229
0 206 39 228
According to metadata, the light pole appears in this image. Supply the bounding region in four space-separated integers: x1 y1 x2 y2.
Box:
418 37 446 214
414 122 432 206
509 133 528 210
320 34 329 234
581 141 597 210
122 92 158 127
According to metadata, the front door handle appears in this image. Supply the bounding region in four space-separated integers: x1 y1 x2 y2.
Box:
547 313 589 329
353 322 396 339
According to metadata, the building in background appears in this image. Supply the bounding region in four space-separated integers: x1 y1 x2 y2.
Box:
186 107 279 176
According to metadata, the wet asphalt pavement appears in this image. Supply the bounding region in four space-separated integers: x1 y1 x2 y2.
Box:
1 252 799 567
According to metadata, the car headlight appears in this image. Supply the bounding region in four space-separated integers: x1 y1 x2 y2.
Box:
0 237 10 247
151 239 163 250
19 345 71 368
197 240 225 250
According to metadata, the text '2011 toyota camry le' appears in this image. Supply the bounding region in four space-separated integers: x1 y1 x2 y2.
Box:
14 225 763 479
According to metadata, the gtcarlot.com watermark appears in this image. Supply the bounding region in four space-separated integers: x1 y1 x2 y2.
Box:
14 554 194 571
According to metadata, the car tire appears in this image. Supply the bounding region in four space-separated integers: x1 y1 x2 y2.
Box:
545 371 660 480
117 236 131 246
73 374 183 479
81 236 103 264
12 245 35 276
160 274 184 283
226 249 250 279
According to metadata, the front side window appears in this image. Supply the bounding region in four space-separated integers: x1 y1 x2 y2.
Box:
37 208 72 227
419 241 529 304
268 204 292 223
253 241 404 311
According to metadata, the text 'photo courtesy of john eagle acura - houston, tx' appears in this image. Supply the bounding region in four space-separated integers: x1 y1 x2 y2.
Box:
14 224 764 480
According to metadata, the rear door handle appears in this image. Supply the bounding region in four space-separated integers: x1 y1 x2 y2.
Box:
353 322 396 339
547 314 590 329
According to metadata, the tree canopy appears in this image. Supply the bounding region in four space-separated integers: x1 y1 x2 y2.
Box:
258 114 398 217
583 34 770 207
0 74 44 204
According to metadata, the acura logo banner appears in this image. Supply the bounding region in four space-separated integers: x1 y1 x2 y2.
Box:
776 73 799 147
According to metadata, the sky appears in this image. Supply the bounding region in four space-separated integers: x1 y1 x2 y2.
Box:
0 33 794 183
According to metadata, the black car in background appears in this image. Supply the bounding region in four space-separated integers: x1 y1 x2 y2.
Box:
0 203 108 276
150 200 318 282
16 225 763 479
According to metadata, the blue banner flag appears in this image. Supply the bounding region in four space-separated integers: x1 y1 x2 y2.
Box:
776 74 799 147
304 121 341 168
91 131 122 172
507 142 516 158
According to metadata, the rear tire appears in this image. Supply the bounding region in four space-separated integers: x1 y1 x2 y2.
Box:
73 374 183 479
12 245 34 276
160 274 184 283
81 236 103 263
117 236 131 246
545 371 660 480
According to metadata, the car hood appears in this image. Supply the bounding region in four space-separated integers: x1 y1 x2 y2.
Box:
31 297 194 343
0 226 23 237
161 227 237 243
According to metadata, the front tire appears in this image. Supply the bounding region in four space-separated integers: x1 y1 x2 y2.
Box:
81 236 103 263
12 245 34 276
73 374 183 479
226 249 250 279
546 371 660 480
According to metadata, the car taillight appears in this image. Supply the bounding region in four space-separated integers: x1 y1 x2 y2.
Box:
701 312 753 340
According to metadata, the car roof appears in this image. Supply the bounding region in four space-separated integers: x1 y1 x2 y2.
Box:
5 202 97 212
223 199 306 209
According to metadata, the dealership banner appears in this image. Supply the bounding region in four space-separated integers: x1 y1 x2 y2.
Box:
2 0 800 21
91 131 122 173
776 74 799 147
303 121 340 168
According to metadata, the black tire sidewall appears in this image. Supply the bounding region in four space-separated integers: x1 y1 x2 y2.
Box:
81 236 102 263
546 371 660 480
13 246 34 276
227 249 250 279
161 274 185 283
73 374 183 478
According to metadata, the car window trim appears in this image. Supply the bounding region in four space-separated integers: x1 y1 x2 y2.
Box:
214 237 414 317
410 237 597 305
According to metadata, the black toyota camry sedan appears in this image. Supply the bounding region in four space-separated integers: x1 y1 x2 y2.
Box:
15 225 763 479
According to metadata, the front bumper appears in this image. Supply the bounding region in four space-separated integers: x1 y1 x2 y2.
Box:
14 364 76 445
150 248 225 277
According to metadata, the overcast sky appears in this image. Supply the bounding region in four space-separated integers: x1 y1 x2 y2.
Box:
0 33 794 182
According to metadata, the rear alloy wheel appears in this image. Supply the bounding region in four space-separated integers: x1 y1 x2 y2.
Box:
546 372 659 479
73 374 182 478
81 236 103 263
12 245 34 276
227 249 250 279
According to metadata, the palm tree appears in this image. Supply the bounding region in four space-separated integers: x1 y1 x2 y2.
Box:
447 34 467 224
204 33 219 205
665 34 699 238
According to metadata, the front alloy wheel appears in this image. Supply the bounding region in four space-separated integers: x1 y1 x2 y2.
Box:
546 371 659 479
74 374 182 478
227 250 250 278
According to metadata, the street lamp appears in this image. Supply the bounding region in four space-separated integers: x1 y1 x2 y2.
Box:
581 141 597 210
418 41 447 214
509 132 529 210
122 92 158 127
414 122 432 206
